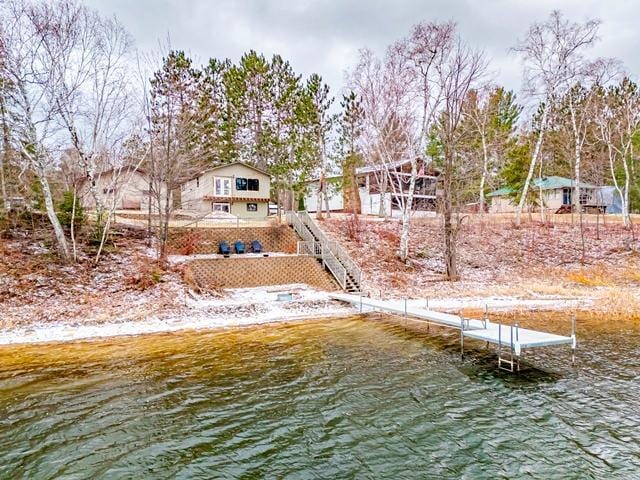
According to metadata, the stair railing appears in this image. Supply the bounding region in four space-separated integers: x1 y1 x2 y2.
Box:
287 211 359 291
297 240 322 258
298 211 362 289
286 211 314 243
321 242 348 290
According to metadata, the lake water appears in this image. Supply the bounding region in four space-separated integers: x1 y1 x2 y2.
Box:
0 313 639 479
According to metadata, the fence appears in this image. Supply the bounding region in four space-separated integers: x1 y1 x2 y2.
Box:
409 211 640 227
111 210 278 230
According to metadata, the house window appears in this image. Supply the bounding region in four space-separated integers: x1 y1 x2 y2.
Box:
236 177 248 191
246 203 257 212
196 176 200 188
212 202 230 213
103 188 115 194
247 178 259 191
214 177 231 196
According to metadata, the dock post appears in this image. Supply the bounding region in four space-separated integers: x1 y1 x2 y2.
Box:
359 293 363 313
404 298 407 317
571 315 576 365
460 315 464 358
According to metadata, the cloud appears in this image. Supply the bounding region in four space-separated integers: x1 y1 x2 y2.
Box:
85 0 640 104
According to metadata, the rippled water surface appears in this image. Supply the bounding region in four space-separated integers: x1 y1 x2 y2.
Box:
1 313 639 479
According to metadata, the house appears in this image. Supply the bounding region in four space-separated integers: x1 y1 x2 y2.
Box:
304 158 440 217
79 166 165 211
488 176 605 213
180 162 271 218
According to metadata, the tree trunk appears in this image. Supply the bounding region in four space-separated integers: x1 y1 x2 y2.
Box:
570 99 582 216
399 159 417 262
70 186 78 262
623 158 631 228
479 133 488 218
37 165 70 262
0 96 10 211
316 173 324 220
324 188 331 218
516 105 548 226
443 151 458 281
607 143 630 228
378 173 388 218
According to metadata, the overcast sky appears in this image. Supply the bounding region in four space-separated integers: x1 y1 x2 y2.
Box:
86 0 640 105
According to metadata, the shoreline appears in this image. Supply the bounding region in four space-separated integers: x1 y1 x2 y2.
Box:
0 284 597 347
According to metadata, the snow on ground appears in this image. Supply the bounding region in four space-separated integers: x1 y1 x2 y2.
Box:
0 284 355 346
0 280 597 346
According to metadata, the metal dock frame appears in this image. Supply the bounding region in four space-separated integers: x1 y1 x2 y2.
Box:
329 293 578 373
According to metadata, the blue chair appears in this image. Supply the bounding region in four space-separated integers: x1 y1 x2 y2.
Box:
234 240 245 254
252 240 262 253
219 241 230 256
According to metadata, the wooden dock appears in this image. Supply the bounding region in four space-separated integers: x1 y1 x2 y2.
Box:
329 293 577 372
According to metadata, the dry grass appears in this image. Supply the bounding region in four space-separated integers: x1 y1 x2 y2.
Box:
564 261 640 287
125 258 166 291
565 266 613 287
622 265 640 282
591 288 640 320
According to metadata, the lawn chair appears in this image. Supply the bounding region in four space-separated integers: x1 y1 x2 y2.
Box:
251 240 262 253
219 241 231 256
234 240 245 254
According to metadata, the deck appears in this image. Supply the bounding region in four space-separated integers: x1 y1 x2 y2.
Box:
329 293 576 371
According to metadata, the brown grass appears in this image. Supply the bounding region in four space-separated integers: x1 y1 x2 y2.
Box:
565 267 613 287
125 258 165 291
591 288 640 320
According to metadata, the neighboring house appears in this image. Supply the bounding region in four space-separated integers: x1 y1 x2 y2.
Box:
305 158 440 217
488 176 605 213
598 186 623 214
79 166 165 211
180 162 271 218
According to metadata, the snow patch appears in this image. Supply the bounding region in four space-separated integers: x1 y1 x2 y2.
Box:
0 285 355 346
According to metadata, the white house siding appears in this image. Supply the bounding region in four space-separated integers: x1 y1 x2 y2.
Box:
180 163 271 219
304 180 344 212
80 170 167 212
490 188 601 213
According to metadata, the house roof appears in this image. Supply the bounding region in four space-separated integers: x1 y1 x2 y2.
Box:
192 161 270 181
488 176 597 197
78 165 147 186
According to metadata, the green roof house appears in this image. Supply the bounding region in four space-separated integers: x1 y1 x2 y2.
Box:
487 176 603 214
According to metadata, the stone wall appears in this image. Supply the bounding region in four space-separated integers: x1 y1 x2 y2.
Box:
187 256 337 290
168 225 299 255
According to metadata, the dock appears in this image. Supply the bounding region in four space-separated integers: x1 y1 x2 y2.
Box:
329 293 577 372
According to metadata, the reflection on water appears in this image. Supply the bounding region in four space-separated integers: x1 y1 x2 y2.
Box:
0 313 639 479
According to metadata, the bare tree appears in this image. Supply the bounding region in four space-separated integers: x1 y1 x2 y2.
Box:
513 10 600 226
435 36 487 280
350 22 455 262
595 78 639 228
0 0 87 260
55 12 134 232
